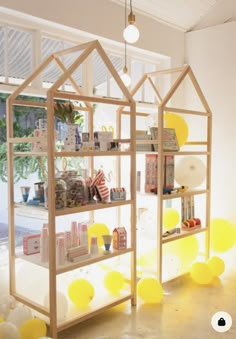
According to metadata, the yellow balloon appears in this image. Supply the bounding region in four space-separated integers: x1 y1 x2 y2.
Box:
207 256 225 277
210 218 236 253
19 318 47 339
190 262 213 285
137 277 163 303
163 208 180 230
137 248 156 268
88 223 110 247
164 236 199 269
104 271 125 295
68 279 94 308
164 112 188 147
0 316 4 323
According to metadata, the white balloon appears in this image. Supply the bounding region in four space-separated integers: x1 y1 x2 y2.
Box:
43 291 68 321
0 322 19 339
175 156 206 189
0 295 16 319
7 305 32 329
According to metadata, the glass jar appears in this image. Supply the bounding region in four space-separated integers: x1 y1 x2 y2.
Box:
65 173 88 207
44 178 67 209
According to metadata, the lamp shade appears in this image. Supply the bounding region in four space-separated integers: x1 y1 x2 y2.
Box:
123 24 140 44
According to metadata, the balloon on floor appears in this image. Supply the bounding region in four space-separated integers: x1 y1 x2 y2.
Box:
137 277 163 303
190 262 213 285
0 322 19 339
207 256 225 277
19 318 47 339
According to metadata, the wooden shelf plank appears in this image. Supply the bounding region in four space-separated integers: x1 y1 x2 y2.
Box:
57 294 132 332
16 248 133 275
162 227 208 244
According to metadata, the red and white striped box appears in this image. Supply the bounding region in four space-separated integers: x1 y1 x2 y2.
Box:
23 234 40 255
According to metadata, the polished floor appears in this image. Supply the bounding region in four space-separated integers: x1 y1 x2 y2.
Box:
1 249 235 339
59 249 236 339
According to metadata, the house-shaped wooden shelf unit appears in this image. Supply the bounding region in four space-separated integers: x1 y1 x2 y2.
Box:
7 40 137 338
117 65 212 282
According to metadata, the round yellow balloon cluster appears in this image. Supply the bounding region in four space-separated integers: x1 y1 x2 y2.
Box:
190 256 225 285
163 208 180 230
164 112 188 147
104 271 125 295
88 223 110 247
68 279 94 308
137 277 163 304
210 218 236 253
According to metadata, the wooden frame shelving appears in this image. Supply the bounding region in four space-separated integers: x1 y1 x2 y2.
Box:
7 40 136 338
118 64 212 283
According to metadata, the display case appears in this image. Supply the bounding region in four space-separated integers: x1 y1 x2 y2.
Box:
118 65 212 282
7 40 136 338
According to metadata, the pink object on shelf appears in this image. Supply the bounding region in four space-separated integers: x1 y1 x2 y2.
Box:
56 237 65 266
23 234 40 255
71 221 78 247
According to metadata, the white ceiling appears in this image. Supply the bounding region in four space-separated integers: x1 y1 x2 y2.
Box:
112 0 224 31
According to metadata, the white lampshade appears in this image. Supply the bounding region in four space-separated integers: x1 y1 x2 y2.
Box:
123 24 140 44
121 72 131 87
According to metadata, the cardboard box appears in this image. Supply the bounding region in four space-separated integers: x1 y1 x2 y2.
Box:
164 155 175 189
113 227 127 250
23 234 40 255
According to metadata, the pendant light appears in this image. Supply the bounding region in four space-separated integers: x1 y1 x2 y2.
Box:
121 40 131 87
121 0 131 87
123 0 140 44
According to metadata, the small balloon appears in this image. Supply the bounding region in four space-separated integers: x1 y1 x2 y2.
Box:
43 291 68 321
68 279 94 308
7 305 32 329
164 112 188 147
19 318 47 339
137 277 163 303
210 218 236 253
175 156 206 189
163 208 180 230
207 256 225 277
104 271 125 295
190 262 213 285
0 322 19 339
88 223 110 247
164 236 199 269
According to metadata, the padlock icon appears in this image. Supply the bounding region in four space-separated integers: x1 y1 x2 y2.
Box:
218 317 226 326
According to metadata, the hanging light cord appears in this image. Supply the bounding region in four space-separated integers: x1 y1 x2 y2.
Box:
130 0 133 14
124 0 127 70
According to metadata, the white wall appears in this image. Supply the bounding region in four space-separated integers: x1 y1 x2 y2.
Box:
0 0 184 66
185 21 236 222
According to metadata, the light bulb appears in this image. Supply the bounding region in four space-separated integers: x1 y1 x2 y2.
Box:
121 66 131 87
123 24 140 44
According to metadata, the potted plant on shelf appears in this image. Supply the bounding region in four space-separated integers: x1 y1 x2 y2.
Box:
54 101 84 151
